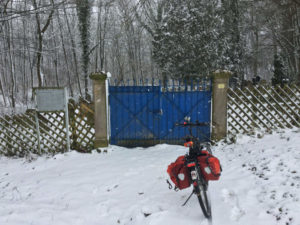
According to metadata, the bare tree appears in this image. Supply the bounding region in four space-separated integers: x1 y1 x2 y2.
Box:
63 3 82 96
32 0 55 87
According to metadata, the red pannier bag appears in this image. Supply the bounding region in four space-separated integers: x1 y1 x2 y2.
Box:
198 151 221 181
167 156 191 190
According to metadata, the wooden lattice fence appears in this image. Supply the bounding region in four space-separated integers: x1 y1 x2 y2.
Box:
0 99 94 157
227 84 300 136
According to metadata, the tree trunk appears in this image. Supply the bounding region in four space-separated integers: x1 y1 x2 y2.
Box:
63 5 82 96
57 9 73 96
32 0 54 87
0 55 7 106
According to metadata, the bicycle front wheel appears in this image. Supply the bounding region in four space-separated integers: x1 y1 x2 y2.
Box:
196 184 211 219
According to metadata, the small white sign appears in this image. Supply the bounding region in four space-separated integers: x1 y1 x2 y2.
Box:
36 88 66 112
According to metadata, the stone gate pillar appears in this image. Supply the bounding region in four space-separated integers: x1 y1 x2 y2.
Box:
211 70 232 141
90 72 108 148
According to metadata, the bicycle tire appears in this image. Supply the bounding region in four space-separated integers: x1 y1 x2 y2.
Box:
196 183 211 218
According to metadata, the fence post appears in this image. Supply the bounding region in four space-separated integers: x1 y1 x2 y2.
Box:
90 72 108 148
212 70 232 141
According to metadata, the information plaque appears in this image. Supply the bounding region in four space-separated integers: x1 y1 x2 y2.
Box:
36 88 66 112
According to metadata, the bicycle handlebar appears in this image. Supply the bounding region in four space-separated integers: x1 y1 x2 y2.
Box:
175 119 213 145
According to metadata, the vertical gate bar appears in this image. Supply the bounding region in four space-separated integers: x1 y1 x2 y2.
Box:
115 87 117 144
184 78 188 140
127 85 130 145
110 87 113 144
165 79 168 143
154 79 157 145
171 79 175 143
191 79 195 137
145 78 149 145
127 85 131 146
114 87 117 145
133 84 136 145
120 87 123 143
168 80 171 143
158 79 162 143
174 84 177 143
173 79 176 143
184 78 187 117
184 78 187 135
149 82 152 145
118 87 121 144
204 78 206 122
210 78 212 140
178 86 181 142
109 86 112 144
178 79 181 141
152 78 154 145
139 80 143 142
196 79 199 122
134 80 136 145
196 79 199 138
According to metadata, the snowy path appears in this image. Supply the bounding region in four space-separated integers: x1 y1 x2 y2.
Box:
0 129 299 225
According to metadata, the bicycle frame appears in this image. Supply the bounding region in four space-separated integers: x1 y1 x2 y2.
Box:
186 148 208 191
176 119 212 218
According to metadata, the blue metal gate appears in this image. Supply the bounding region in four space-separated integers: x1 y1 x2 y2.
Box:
109 80 211 147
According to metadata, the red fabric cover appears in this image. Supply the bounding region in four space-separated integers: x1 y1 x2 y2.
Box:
167 156 191 190
198 152 221 181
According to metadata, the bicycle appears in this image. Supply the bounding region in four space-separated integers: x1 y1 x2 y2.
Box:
174 118 214 219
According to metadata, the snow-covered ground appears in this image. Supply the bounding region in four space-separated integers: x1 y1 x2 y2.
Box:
0 129 300 225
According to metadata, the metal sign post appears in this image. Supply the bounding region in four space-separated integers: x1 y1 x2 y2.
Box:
64 88 70 152
35 110 41 155
34 87 70 153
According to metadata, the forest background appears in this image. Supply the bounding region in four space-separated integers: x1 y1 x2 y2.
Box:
1 0 300 113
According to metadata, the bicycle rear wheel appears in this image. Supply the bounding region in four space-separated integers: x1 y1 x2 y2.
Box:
196 183 211 219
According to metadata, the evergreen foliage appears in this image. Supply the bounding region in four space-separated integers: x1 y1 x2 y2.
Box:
152 0 227 80
272 54 287 85
221 0 245 78
76 0 92 98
